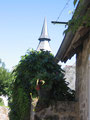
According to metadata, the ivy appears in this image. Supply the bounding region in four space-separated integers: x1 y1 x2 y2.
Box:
73 0 83 6
9 50 75 120
9 85 31 120
64 0 90 34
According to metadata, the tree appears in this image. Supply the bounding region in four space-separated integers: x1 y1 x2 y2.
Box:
0 59 13 96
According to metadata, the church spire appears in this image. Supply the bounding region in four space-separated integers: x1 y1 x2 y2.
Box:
39 17 51 41
37 18 51 52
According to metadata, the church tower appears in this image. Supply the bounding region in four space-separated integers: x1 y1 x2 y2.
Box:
37 18 51 52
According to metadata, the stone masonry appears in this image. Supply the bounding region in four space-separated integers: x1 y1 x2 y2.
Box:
30 101 79 120
0 106 9 120
76 32 90 120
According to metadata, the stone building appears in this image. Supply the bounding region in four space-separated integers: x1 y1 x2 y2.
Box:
30 1 90 119
63 65 76 90
55 0 90 119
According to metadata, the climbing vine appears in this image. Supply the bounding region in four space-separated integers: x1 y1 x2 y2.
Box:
64 0 90 34
9 84 30 120
9 50 75 120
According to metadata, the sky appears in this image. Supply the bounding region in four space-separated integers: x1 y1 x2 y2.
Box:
0 0 76 71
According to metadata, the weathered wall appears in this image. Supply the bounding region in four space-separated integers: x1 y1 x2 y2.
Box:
64 65 76 90
0 106 9 120
76 32 90 120
30 33 90 120
30 101 78 120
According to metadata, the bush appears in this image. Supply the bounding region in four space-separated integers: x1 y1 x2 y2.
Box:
9 50 75 120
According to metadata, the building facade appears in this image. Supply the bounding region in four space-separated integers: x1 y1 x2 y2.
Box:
55 0 90 119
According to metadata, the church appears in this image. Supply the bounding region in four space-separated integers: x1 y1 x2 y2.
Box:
37 18 51 52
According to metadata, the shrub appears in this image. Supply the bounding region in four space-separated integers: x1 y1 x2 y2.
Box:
9 50 75 120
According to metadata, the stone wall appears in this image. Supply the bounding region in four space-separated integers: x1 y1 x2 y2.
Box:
0 106 9 120
76 32 90 120
30 101 78 120
64 64 76 90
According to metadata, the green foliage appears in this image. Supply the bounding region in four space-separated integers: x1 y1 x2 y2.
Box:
0 59 13 97
9 50 75 120
0 98 4 106
73 0 83 6
69 4 90 32
13 50 75 99
64 0 90 34
73 0 78 6
9 85 30 120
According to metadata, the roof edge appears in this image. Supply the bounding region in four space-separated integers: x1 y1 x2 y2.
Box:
55 0 90 63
